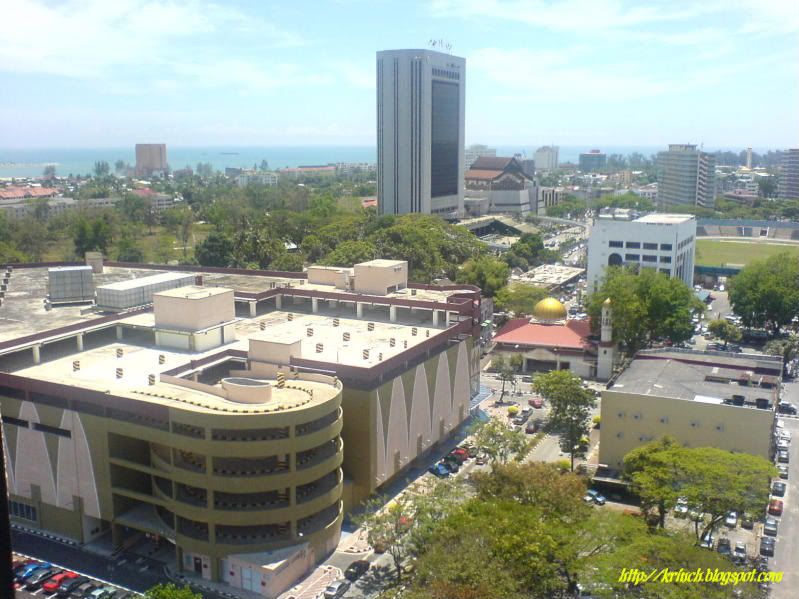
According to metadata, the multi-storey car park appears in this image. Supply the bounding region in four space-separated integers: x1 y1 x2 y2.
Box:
0 258 483 597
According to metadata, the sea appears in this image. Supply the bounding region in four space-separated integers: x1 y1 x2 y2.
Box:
0 145 758 179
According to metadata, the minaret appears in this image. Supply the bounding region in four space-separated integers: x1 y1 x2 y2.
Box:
597 298 614 381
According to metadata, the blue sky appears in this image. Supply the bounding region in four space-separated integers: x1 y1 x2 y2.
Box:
0 0 797 148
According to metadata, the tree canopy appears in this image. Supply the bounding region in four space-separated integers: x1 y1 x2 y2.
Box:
707 319 742 348
728 252 799 334
494 283 549 315
145 583 202 599
587 267 703 353
455 256 509 297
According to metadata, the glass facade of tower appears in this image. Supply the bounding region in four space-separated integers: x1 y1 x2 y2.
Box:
430 80 460 198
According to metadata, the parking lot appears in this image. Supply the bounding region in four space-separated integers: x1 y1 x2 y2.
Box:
13 553 140 599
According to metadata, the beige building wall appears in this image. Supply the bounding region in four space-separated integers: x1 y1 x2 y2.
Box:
599 390 774 469
154 287 235 332
353 260 407 295
306 266 351 289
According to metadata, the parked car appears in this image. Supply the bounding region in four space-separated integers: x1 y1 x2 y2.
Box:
528 397 544 409
768 499 784 516
43 571 78 594
699 532 714 549
344 559 370 582
725 511 737 527
772 481 787 497
778 465 789 479
448 449 468 463
25 567 60 591
442 458 460 473
55 575 89 597
777 450 790 464
741 514 754 530
585 489 606 505
777 402 797 415
70 581 98 598
717 537 731 556
88 586 117 599
674 497 689 517
755 557 769 573
764 517 779 537
521 376 533 383
760 537 776 557
17 561 51 582
428 463 450 478
733 542 747 564
323 579 351 599
777 438 790 450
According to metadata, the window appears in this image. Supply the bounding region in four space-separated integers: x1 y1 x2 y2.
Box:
660 243 672 251
642 255 657 262
1 415 28 428
660 268 671 276
660 255 672 263
431 80 460 198
625 254 640 261
625 241 640 249
609 240 623 248
643 242 658 250
32 422 71 438
9 500 37 522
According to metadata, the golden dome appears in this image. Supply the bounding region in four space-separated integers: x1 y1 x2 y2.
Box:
532 297 567 321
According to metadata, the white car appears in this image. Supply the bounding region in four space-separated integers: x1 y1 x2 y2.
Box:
776 419 785 429
777 439 790 450
780 430 791 442
725 511 738 528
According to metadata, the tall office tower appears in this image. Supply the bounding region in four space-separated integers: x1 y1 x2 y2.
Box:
534 145 559 171
464 144 496 171
579 149 607 172
135 143 168 177
377 49 466 217
656 144 717 208
778 148 799 200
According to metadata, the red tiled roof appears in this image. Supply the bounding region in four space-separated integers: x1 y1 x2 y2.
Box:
471 156 514 171
0 186 57 200
494 318 593 350
465 169 503 181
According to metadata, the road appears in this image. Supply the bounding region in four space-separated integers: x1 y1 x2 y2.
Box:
769 382 799 599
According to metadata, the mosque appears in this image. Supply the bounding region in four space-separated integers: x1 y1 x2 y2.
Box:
492 297 616 381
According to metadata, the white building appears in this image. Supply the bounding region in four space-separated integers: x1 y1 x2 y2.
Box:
534 146 559 172
376 49 466 217
464 144 496 172
537 186 563 215
237 171 280 187
656 144 716 208
587 212 696 293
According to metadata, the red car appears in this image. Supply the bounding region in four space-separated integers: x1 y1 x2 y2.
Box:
43 571 78 593
528 398 544 409
448 449 468 464
768 499 784 516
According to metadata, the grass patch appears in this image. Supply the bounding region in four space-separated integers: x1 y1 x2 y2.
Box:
695 239 799 267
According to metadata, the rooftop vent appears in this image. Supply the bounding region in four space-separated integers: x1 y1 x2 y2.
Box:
363 349 370 360
116 368 123 379
367 322 375 331
72 360 80 372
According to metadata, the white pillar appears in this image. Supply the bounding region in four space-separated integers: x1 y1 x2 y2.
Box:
357 302 364 318
116 326 123 340
249 301 257 317
445 311 451 326
312 297 319 313
275 295 282 310
32 345 41 364
432 310 439 326
76 333 84 352
389 305 397 322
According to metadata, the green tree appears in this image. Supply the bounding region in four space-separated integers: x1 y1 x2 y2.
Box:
587 267 702 353
758 176 777 198
145 583 202 599
162 206 194 259
455 256 509 297
728 252 799 334
494 283 548 315
322 240 377 266
594 192 654 212
533 370 595 471
707 319 742 348
624 437 776 539
195 232 234 267
471 416 532 466
764 335 799 364
13 217 48 261
114 159 127 174
154 234 174 264
94 160 110 177
269 252 305 272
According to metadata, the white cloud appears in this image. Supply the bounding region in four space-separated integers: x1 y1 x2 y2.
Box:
0 0 304 78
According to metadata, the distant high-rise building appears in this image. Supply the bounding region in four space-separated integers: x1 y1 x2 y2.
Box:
464 144 496 172
746 147 753 169
579 150 607 172
534 146 559 171
778 148 799 200
135 144 168 178
377 49 465 217
656 144 716 208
